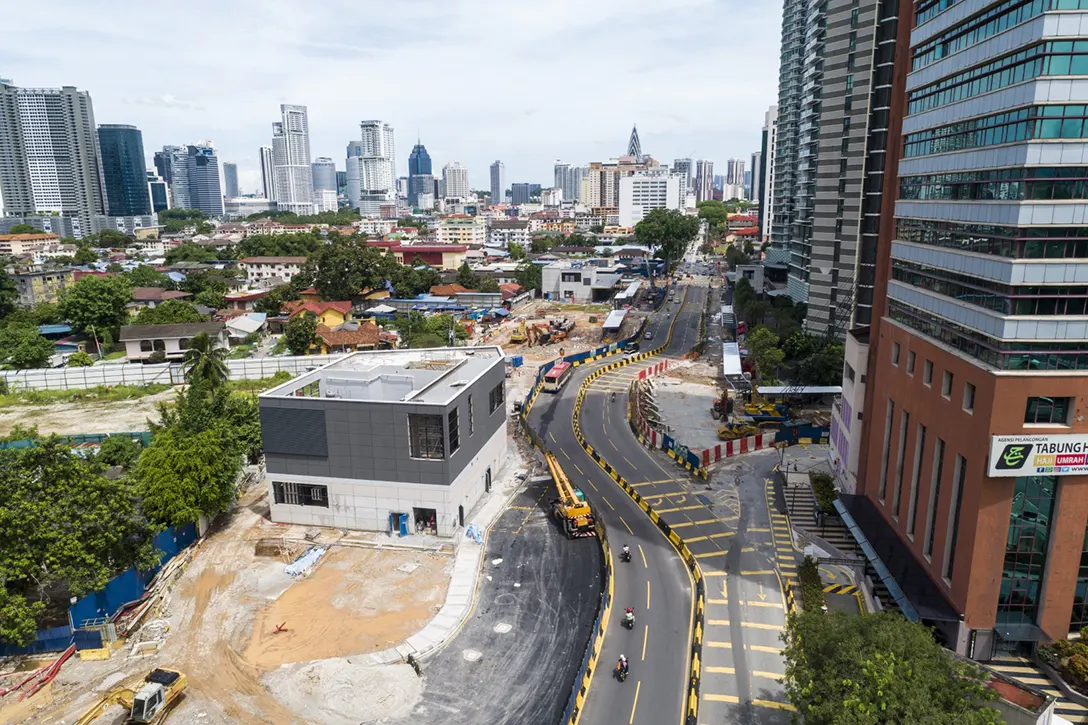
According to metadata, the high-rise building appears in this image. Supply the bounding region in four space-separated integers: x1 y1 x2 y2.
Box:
183 144 224 217
626 125 642 162
693 160 714 202
222 162 240 199
97 124 151 217
442 161 470 198
153 147 181 185
725 159 746 186
553 162 581 203
407 140 432 208
346 121 395 216
584 156 661 209
146 170 169 213
336 171 347 198
162 145 191 209
510 183 532 205
259 146 275 201
311 157 336 192
749 152 762 204
847 0 1088 663
672 158 694 191
490 160 505 206
759 105 779 245
0 81 106 237
271 104 314 215
618 170 684 227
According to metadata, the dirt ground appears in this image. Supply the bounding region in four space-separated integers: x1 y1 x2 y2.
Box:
17 484 451 725
0 388 176 437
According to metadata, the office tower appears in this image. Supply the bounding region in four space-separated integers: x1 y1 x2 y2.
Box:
311 157 336 192
693 160 714 202
346 120 395 216
618 170 684 227
163 145 191 209
672 158 694 190
336 171 347 197
749 152 762 203
553 162 585 203
259 146 275 201
0 81 106 237
626 125 642 162
847 0 1088 662
744 170 752 189
146 171 169 213
222 162 240 199
759 105 779 245
271 104 314 215
490 160 505 206
572 166 585 202
396 176 408 197
728 159 746 186
442 161 470 198
97 124 152 216
510 183 531 205
183 144 224 217
407 139 432 208
713 175 726 192
154 146 182 185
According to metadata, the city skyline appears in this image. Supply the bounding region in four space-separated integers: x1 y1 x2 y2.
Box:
2 0 777 194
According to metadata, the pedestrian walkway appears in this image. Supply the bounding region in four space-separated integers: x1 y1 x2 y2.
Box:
988 656 1088 723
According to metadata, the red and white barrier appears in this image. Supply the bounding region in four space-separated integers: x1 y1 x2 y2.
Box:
699 432 776 466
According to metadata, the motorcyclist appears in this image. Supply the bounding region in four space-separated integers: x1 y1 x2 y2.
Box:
622 544 631 560
611 391 616 402
618 655 629 674
624 607 635 626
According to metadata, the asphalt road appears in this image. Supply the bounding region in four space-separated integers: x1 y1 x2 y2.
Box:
578 282 795 724
397 476 602 725
529 287 693 725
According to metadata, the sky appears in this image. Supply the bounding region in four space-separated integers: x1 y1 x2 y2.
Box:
3 0 782 195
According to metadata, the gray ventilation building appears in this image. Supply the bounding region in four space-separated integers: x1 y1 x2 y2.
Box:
259 347 509 536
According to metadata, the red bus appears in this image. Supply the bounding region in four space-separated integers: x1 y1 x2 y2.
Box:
543 360 573 393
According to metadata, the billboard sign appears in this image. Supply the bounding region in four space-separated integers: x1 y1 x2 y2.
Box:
988 433 1088 477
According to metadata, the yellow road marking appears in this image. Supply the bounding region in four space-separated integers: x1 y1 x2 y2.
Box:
638 544 648 568
705 666 735 674
753 699 796 712
705 641 732 648
624 455 636 467
740 570 775 576
574 463 584 475
754 671 784 681
745 601 784 609
707 619 730 626
619 516 634 535
748 527 770 533
629 680 641 724
685 532 735 543
562 449 570 460
749 644 783 654
629 479 680 487
702 571 728 577
601 496 615 511
669 518 720 527
587 480 598 492
646 579 651 610
707 598 728 605
742 622 784 631
642 624 648 660
656 505 705 514
694 551 728 559
704 694 741 704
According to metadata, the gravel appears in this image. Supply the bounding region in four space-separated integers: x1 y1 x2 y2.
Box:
263 660 422 725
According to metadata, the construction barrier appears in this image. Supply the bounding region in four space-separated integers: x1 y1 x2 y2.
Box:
697 432 778 466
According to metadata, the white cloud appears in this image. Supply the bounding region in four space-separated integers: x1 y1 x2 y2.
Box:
3 0 781 194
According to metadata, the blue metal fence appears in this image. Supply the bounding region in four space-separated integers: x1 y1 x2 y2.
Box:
0 431 152 451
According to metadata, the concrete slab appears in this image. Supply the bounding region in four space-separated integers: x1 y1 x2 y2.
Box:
652 377 722 451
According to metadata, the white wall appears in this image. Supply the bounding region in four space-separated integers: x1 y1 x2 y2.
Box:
830 330 868 495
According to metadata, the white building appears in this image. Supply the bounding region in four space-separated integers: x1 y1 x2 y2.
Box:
120 322 228 362
694 159 714 202
272 104 314 215
761 105 779 246
487 220 530 249
437 215 487 246
238 256 306 287
829 328 868 496
259 146 276 202
347 120 396 217
312 189 338 213
489 160 505 206
541 260 624 303
618 171 683 227
356 218 396 235
225 198 277 220
442 161 470 199
541 188 563 207
94 215 158 235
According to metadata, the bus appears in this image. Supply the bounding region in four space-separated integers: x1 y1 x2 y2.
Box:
543 360 573 393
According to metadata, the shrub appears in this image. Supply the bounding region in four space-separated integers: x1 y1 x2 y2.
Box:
66 351 94 367
798 555 826 612
147 350 167 364
810 471 838 515
1068 653 1088 684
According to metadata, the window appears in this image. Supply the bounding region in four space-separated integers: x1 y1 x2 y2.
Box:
468 396 474 436
907 424 927 536
140 340 153 352
878 399 895 501
409 414 445 459
845 362 855 382
1025 396 1072 425
178 338 190 350
998 475 1057 625
272 481 329 508
906 351 916 375
892 410 910 519
489 383 505 413
448 408 460 454
924 438 946 559
892 342 900 366
941 370 953 397
963 382 975 413
943 455 967 581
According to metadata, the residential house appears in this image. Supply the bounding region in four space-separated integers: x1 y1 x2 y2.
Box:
223 289 269 311
225 313 268 342
238 256 307 287
119 322 228 361
284 300 353 327
0 233 61 257
391 244 467 271
313 320 381 354
10 266 75 307
436 215 486 246
129 287 192 310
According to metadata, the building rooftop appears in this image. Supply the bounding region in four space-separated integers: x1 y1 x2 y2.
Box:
239 256 307 264
261 346 504 406
119 322 225 341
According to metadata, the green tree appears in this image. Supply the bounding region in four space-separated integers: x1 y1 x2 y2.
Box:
182 332 229 389
193 289 226 310
743 300 770 327
745 326 784 383
633 208 700 271
134 425 238 526
515 260 542 293
284 312 318 355
783 611 1001 724
235 232 322 259
0 439 159 643
0 587 45 647
530 236 557 254
95 435 143 468
179 270 230 298
73 245 99 265
66 351 94 367
0 323 56 368
59 274 132 335
476 276 500 293
508 243 526 260
297 238 393 301
254 284 299 315
797 342 846 386
195 221 214 236
696 199 729 227
725 246 749 270
455 262 479 289
126 265 173 289
0 269 17 321
165 243 217 264
135 299 206 325
30 302 62 325
7 223 36 234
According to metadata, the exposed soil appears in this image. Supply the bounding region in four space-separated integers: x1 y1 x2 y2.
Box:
0 389 176 437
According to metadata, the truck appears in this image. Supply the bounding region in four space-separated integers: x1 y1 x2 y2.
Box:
545 451 595 538
75 668 187 725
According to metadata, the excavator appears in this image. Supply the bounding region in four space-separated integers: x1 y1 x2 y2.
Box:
546 451 596 538
718 421 759 441
510 319 527 344
75 668 187 725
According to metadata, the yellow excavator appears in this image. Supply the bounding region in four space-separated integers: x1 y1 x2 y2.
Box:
510 319 527 344
546 451 595 538
75 668 187 725
718 421 759 441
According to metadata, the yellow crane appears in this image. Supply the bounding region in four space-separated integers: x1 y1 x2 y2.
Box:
545 451 595 538
74 669 187 725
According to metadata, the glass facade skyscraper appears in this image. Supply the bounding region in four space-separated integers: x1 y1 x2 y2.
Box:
98 124 151 216
407 142 433 207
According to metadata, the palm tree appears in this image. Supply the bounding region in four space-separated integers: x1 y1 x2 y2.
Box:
182 332 229 389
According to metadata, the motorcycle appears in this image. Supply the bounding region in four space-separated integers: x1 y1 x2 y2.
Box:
616 664 629 682
620 549 631 563
623 613 635 630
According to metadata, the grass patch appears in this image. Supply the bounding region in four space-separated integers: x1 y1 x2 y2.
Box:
226 370 293 394
0 383 172 408
102 350 127 361
228 344 253 359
